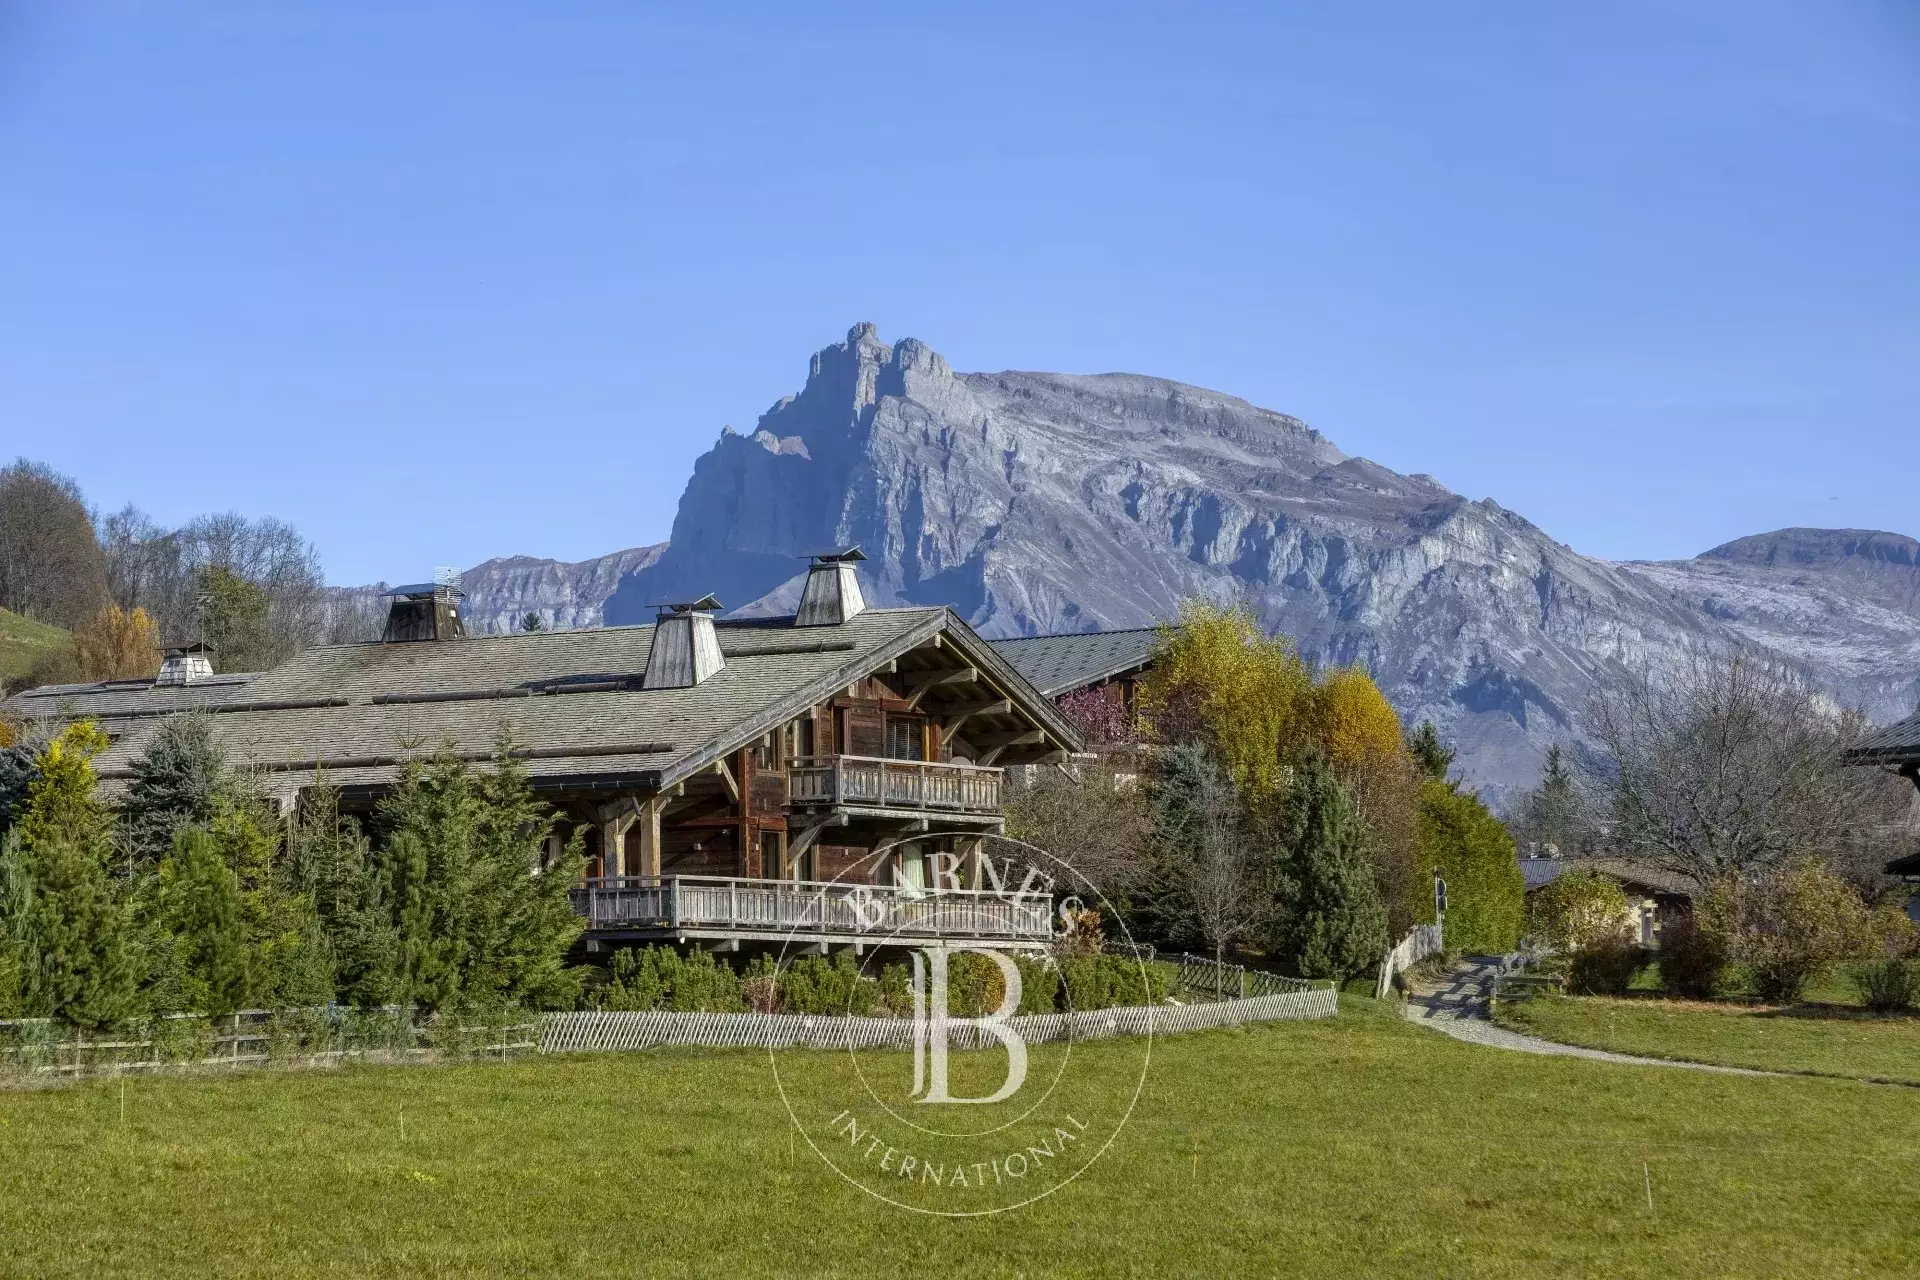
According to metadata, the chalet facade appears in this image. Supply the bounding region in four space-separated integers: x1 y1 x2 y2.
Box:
1846 711 1920 911
987 627 1160 720
4 556 1081 954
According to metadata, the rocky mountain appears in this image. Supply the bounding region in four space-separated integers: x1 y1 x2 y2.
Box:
1619 530 1920 723
333 543 666 638
594 323 1920 802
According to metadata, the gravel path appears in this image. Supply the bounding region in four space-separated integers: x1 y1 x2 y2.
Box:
1402 957 1774 1077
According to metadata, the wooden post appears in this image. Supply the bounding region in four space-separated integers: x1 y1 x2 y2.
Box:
599 810 637 881
636 796 663 878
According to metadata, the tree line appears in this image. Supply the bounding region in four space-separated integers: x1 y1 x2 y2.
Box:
1008 602 1525 984
0 457 381 691
0 715 583 1026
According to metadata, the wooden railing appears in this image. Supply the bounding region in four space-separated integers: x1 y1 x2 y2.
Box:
570 874 1050 941
786 754 1002 814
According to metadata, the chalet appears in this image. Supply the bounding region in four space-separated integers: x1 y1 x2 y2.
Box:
2 554 1081 954
1845 711 1920 911
1518 855 1695 948
987 627 1161 735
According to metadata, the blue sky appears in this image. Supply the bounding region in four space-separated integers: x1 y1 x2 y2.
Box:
2 2 1915 585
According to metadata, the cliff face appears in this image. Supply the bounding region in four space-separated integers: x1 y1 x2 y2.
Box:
1620 530 1920 723
606 324 1876 800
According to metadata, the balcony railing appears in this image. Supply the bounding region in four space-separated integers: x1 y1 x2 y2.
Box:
787 754 1002 815
571 874 1050 942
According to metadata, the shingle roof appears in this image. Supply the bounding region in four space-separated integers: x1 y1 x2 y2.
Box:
63 607 1080 795
1516 856 1697 897
1848 710 1920 764
986 628 1162 697
3 671 262 732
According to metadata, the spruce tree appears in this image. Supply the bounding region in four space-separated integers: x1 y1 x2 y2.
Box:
288 779 397 1007
121 713 224 865
1407 720 1455 783
1269 755 1389 983
154 826 252 1016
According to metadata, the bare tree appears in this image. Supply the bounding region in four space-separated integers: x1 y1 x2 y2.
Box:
1587 648 1919 890
0 459 109 626
1003 749 1156 901
95 505 328 665
1150 743 1274 964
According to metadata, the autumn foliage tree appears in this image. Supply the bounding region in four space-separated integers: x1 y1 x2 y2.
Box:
72 604 161 682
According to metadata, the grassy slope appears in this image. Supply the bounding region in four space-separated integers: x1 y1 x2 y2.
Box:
1498 993 1920 1085
0 607 69 684
1 997 1917 1278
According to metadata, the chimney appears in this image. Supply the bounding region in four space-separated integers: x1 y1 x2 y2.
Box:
644 595 726 689
382 579 467 643
795 547 867 627
154 641 215 687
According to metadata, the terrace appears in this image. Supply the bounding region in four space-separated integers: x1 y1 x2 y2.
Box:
570 873 1052 949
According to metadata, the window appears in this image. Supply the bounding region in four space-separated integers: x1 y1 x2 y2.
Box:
761 829 786 880
885 715 926 761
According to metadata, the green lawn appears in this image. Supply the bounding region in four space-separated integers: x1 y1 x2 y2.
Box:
1 996 1917 1278
0 606 69 686
1497 992 1920 1085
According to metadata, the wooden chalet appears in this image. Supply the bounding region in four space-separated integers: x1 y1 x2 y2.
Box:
4 555 1081 955
1846 710 1920 906
987 627 1160 717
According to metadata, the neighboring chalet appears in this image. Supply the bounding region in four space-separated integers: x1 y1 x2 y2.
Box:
2 554 1081 956
1846 711 1920 914
1518 855 1695 948
986 627 1160 717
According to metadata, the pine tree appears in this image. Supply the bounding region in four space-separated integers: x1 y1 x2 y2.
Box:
519 612 543 633
153 826 252 1016
1516 743 1584 855
1407 720 1455 783
1268 755 1389 983
121 713 224 865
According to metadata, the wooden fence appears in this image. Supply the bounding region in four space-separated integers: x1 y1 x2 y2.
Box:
539 980 1337 1055
1376 923 1445 999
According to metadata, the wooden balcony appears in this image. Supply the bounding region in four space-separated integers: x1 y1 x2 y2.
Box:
787 754 1002 818
571 874 1051 947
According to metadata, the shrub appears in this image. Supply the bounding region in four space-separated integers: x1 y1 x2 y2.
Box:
1414 780 1525 955
1851 958 1918 1014
1060 954 1169 1010
1525 867 1633 954
1655 912 1725 999
778 952 878 1016
1567 936 1645 996
1699 858 1875 1004
592 946 745 1013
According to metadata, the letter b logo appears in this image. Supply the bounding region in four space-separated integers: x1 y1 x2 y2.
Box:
910 946 1027 1105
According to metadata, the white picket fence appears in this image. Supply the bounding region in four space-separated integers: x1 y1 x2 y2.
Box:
539 982 1338 1055
1375 923 1445 999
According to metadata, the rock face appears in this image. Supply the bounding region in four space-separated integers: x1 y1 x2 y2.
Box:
1619 530 1920 723
492 322 1913 806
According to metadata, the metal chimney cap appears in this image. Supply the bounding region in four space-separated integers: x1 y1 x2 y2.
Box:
655 594 724 617
802 546 866 565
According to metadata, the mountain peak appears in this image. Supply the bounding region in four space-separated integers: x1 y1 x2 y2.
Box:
1698 528 1920 569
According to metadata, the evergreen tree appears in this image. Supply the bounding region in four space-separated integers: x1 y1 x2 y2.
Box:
0 830 36 1017
207 792 332 1009
1515 743 1584 855
288 779 398 1007
519 612 543 633
1267 755 1389 983
8 725 139 1026
121 713 224 865
153 826 251 1016
1407 720 1455 783
374 745 584 1013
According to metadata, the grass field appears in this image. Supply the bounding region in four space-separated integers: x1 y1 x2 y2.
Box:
0 607 69 687
1497 992 1920 1085
2 995 1917 1278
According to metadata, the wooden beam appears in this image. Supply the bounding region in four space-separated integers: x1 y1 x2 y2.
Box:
969 729 1046 748
902 665 977 689
712 757 740 802
786 813 845 862
935 697 1012 721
